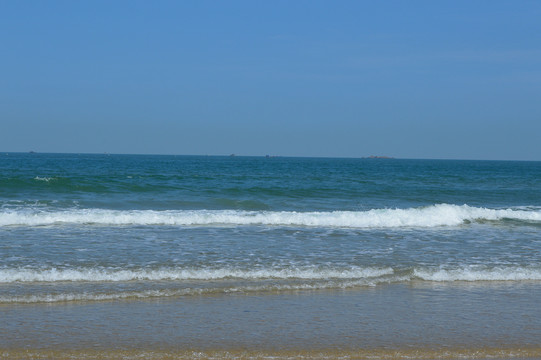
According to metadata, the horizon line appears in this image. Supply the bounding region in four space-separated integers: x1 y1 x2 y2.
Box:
1 151 539 162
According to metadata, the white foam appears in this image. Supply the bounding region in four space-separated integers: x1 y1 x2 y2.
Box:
0 267 393 283
1 204 540 228
413 266 541 281
0 276 408 304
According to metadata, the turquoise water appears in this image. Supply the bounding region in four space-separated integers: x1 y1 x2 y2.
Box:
1 153 541 355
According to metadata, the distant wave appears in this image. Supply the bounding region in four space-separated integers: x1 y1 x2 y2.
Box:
1 204 540 228
33 176 57 182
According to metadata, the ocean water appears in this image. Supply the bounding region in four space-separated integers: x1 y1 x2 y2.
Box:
1 153 541 359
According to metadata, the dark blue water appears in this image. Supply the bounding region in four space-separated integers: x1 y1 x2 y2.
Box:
2 153 540 210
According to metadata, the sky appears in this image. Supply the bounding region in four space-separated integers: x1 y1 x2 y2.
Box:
1 0 540 160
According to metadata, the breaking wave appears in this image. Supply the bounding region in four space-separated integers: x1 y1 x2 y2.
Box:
0 267 393 283
2 265 541 303
1 204 540 228
3 265 541 284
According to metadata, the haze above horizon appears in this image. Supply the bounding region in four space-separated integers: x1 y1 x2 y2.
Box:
1 1 540 161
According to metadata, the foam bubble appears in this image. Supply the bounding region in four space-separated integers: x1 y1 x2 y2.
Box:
0 289 198 304
1 204 540 228
413 266 541 281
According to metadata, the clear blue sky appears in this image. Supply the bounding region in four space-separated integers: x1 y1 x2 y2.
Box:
1 0 540 160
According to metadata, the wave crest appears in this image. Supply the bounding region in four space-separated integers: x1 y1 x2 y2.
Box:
1 204 540 228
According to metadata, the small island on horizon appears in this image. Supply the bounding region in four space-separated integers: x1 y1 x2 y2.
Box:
362 155 395 159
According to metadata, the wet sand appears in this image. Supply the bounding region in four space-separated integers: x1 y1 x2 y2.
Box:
2 283 541 359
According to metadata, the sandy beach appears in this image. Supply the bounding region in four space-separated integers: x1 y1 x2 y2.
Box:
3 347 541 360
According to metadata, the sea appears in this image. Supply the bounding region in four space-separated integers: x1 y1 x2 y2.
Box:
1 153 541 359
